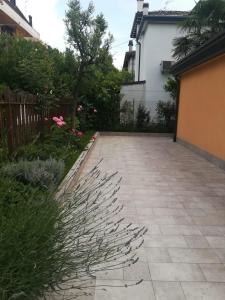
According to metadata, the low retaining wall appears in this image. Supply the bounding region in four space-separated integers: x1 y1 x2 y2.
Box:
55 132 99 200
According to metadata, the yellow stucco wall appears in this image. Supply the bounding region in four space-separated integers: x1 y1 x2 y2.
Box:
177 53 225 161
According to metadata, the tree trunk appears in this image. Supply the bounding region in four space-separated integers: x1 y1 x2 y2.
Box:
71 86 79 129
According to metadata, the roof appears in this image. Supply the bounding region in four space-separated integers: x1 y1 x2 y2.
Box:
149 10 189 16
123 50 136 70
3 0 29 24
131 10 188 39
171 31 225 76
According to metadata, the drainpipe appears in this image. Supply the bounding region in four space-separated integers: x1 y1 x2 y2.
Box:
137 40 141 82
173 76 181 142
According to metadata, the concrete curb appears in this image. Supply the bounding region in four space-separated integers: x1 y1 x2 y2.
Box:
55 132 99 200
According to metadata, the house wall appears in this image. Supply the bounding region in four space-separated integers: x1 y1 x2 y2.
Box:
121 82 146 117
138 22 182 119
0 0 40 39
177 53 225 162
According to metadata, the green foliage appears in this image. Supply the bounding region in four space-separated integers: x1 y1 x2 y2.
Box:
15 131 94 173
120 100 135 128
173 0 225 59
0 35 73 110
164 77 178 100
136 104 150 130
0 184 59 299
0 164 146 299
65 0 114 125
2 158 65 189
80 65 128 130
156 100 176 130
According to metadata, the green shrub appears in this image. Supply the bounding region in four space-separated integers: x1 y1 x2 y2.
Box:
2 158 65 189
156 100 176 131
136 104 150 130
0 183 59 300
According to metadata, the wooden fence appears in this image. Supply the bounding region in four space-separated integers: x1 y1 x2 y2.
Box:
0 89 70 154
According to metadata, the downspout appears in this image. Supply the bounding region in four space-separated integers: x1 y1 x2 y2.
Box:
173 76 181 142
137 40 141 82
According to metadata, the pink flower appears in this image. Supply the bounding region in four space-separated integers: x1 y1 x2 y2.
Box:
59 116 64 121
77 105 83 112
53 117 60 123
92 136 97 140
93 108 97 113
76 131 84 137
57 121 66 128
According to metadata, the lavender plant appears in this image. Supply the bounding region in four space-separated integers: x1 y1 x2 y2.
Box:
47 164 147 298
0 164 147 300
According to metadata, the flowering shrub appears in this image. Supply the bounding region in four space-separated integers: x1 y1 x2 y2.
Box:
52 116 66 128
76 102 98 131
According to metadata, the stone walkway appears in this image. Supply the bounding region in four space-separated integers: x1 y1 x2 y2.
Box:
80 135 225 300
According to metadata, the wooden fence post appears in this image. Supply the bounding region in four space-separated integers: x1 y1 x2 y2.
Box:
6 89 14 154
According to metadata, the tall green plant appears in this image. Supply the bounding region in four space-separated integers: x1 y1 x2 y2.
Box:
136 104 150 130
65 0 113 126
173 0 225 59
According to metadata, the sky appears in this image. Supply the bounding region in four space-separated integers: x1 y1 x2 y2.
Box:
16 0 198 69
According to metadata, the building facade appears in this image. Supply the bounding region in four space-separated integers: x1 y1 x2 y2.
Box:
121 0 187 119
172 31 225 170
0 0 40 40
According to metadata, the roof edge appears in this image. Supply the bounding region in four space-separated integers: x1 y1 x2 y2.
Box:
171 31 225 76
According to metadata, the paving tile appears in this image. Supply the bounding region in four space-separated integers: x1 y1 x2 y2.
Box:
136 199 184 209
184 236 210 248
123 262 151 281
144 236 188 248
153 208 187 217
192 216 225 226
206 236 225 248
168 248 220 263
149 263 205 281
153 281 186 300
95 280 156 300
199 226 224 236
185 208 206 217
78 136 225 299
214 249 225 262
173 216 194 225
199 264 225 282
139 216 176 225
160 225 202 236
145 225 162 235
182 282 225 300
136 208 154 216
96 269 123 280
145 248 171 263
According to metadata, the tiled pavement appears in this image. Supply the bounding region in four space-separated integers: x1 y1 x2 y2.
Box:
80 135 225 300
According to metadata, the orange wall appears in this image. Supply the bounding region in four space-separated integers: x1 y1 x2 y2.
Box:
177 53 225 161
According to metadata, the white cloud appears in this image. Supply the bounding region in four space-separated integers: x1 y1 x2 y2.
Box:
16 0 66 51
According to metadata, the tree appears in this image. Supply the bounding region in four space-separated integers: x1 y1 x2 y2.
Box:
65 0 113 126
0 35 72 111
173 0 225 59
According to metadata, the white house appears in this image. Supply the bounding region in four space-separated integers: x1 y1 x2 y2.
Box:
121 0 188 120
0 0 40 40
